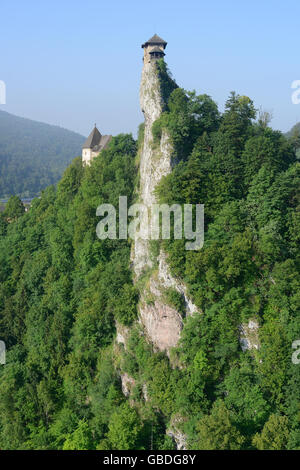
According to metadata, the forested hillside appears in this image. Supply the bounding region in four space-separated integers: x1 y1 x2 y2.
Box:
0 74 299 449
0 110 85 198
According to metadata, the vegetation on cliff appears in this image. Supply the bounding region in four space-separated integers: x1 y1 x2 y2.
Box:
153 86 299 449
0 71 299 449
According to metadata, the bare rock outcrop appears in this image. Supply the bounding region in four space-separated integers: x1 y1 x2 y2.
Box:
131 59 185 352
121 372 135 398
158 251 198 317
239 318 260 351
167 416 188 450
139 278 183 352
116 322 130 347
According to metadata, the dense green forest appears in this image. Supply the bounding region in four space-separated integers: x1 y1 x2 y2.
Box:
0 66 299 449
0 110 85 198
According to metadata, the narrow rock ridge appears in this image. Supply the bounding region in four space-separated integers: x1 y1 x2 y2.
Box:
132 59 198 353
132 60 172 278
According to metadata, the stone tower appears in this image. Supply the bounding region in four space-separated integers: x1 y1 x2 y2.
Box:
141 33 167 63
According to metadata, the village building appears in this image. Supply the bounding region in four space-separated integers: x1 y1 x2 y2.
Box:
82 125 112 165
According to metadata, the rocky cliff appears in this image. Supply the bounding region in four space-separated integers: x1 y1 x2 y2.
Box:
131 59 197 353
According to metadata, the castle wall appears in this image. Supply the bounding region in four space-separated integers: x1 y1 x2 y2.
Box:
143 45 164 64
82 148 92 165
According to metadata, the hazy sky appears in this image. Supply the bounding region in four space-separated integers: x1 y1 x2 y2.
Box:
1 0 300 137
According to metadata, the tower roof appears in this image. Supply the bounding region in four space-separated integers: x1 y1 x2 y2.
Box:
82 125 102 149
142 34 167 49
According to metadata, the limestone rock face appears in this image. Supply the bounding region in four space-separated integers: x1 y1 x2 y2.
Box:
139 249 198 352
167 416 187 450
115 322 130 347
140 61 163 126
132 60 183 352
239 319 260 351
133 61 173 277
158 251 198 317
132 59 198 353
139 277 183 352
121 372 135 397
139 300 182 352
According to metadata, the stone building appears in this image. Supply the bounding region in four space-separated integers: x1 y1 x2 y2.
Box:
141 34 167 63
82 125 112 165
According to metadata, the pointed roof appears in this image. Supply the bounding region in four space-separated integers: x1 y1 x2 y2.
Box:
142 34 167 49
82 125 102 149
93 135 112 153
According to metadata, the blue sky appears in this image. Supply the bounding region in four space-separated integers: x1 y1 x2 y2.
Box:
1 0 300 137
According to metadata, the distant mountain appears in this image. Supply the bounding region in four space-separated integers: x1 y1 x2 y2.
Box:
0 110 85 198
